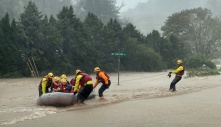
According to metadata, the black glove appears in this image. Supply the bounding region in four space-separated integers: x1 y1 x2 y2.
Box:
74 92 77 95
167 72 172 77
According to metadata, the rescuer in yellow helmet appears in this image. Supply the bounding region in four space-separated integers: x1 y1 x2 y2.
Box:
93 67 111 98
73 69 93 104
38 72 54 97
167 60 185 92
51 76 61 92
60 74 70 84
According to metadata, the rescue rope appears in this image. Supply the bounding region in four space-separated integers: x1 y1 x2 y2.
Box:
113 73 167 84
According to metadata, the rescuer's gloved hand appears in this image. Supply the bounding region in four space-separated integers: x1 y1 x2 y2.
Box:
167 72 172 78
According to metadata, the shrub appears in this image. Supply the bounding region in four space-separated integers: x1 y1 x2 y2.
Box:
184 55 216 69
186 68 220 77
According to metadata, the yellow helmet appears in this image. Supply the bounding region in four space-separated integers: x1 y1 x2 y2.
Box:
48 72 54 78
61 78 67 83
94 67 100 72
177 59 182 64
61 74 67 79
76 69 81 75
54 76 60 82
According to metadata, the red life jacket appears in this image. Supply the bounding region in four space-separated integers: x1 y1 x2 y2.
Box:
177 65 185 75
52 82 60 89
59 84 70 93
96 70 109 83
70 77 76 87
78 72 92 86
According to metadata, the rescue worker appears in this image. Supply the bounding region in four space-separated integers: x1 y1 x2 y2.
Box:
74 70 93 104
38 72 54 97
70 77 76 93
61 74 70 84
93 67 111 98
52 76 61 92
58 78 72 93
168 59 185 92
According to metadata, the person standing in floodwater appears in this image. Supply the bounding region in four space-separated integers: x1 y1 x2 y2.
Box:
74 70 93 104
38 72 54 96
167 60 185 92
93 67 111 99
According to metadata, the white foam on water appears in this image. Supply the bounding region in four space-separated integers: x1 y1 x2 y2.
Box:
0 106 57 126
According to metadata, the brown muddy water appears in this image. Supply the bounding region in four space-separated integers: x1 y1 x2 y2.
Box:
0 72 221 127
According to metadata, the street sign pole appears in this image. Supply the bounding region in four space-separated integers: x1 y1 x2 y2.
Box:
111 52 127 85
117 55 120 85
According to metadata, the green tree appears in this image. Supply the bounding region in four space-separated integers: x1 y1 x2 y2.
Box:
97 18 125 71
123 23 145 42
0 13 24 77
146 30 162 53
83 13 104 66
120 38 164 71
0 0 23 20
121 24 164 71
57 6 91 72
40 15 64 74
18 1 54 75
161 7 221 58
30 0 72 18
146 30 187 68
0 0 73 20
185 54 216 69
74 0 120 24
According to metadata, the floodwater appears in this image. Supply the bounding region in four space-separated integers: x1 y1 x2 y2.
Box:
0 72 221 127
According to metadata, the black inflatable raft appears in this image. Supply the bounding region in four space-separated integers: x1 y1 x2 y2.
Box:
37 92 95 107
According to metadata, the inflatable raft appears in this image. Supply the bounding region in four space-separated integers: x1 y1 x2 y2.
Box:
37 92 95 107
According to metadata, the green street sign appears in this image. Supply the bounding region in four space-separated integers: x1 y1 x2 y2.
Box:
111 52 126 56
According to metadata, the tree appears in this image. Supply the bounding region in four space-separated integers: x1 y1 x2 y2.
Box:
18 1 55 75
0 13 24 77
120 38 164 71
83 13 104 66
0 0 73 20
121 24 165 71
30 0 72 18
0 0 23 20
185 54 216 69
74 0 120 24
123 23 145 42
161 7 221 58
40 15 64 73
57 6 91 72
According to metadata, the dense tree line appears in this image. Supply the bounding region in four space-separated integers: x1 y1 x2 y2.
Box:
0 0 72 20
0 2 176 78
0 1 220 78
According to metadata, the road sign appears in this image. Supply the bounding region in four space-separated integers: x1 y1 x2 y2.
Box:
111 52 127 85
111 52 126 56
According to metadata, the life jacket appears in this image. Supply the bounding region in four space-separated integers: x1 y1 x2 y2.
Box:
59 84 71 93
39 76 52 88
96 70 109 83
76 72 92 86
177 65 185 75
52 82 60 89
70 77 76 87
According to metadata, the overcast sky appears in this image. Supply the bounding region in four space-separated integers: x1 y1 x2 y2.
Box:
116 0 149 12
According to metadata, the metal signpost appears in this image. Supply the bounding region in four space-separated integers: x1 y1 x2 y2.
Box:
111 52 126 85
